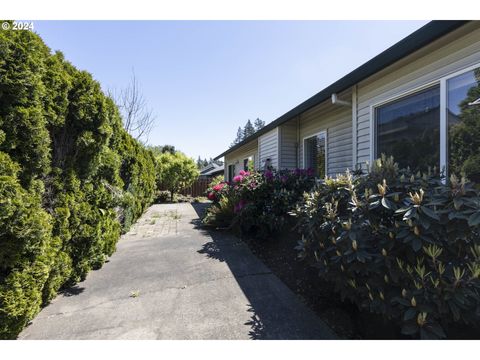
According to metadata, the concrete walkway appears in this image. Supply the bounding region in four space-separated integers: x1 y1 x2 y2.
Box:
20 203 336 340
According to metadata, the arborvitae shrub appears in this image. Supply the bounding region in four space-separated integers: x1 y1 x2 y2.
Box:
0 151 53 338
0 25 157 338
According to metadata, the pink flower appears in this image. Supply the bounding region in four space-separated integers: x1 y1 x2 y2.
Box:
213 183 226 192
233 175 244 183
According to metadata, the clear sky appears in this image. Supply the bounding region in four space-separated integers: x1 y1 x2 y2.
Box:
34 20 428 160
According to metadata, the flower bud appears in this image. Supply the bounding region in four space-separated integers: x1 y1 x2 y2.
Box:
389 232 395 239
336 250 341 257
382 248 387 256
402 289 407 298
417 312 427 327
414 226 420 236
352 240 358 251
411 296 417 307
379 291 385 300
384 274 389 283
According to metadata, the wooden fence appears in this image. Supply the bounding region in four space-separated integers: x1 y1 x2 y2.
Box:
178 178 211 197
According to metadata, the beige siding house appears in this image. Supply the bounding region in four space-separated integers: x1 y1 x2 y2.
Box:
216 21 480 182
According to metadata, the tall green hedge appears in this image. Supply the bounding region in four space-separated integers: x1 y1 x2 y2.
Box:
0 24 156 338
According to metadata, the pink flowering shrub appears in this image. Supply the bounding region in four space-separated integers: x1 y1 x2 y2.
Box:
203 168 316 238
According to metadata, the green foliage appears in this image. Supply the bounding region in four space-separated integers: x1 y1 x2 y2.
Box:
0 28 156 338
155 190 171 203
203 169 316 238
293 156 480 339
155 151 199 202
0 151 53 338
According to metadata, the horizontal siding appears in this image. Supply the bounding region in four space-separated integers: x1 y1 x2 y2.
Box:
279 121 298 169
258 128 279 169
224 139 258 178
299 103 353 177
356 22 480 167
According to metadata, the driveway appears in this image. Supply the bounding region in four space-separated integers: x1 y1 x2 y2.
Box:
19 202 336 340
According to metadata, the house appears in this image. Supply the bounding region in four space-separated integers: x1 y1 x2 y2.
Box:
215 21 480 183
199 162 225 179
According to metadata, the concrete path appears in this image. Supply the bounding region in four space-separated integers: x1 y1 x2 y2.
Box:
20 203 336 340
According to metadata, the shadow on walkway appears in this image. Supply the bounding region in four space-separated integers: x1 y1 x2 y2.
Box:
191 203 336 340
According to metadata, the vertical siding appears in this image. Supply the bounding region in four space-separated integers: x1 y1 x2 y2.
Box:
224 139 259 179
258 128 279 170
299 101 353 177
279 121 298 169
356 22 480 169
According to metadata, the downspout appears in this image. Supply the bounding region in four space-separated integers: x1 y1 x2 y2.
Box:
351 85 358 171
296 115 300 168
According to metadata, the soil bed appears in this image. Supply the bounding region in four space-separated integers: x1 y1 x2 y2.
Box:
240 221 480 339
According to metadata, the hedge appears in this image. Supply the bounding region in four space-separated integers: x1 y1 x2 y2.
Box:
0 23 156 338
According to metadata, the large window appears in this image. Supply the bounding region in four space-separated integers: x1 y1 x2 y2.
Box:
375 85 440 172
304 132 326 178
447 67 480 182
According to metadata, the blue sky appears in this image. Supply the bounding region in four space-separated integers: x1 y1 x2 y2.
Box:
34 20 428 160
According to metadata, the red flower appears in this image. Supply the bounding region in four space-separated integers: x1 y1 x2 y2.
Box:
207 192 216 201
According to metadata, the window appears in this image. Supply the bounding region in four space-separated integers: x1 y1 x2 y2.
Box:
227 164 235 183
303 132 326 178
447 66 480 182
375 85 440 172
243 155 254 171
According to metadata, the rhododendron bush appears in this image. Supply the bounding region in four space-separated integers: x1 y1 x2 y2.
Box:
293 156 480 339
203 169 316 238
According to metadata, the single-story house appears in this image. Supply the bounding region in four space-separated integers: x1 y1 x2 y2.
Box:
199 162 225 179
214 21 480 183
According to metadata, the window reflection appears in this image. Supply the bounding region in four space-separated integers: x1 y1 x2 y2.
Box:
375 85 440 172
304 133 326 178
447 67 480 182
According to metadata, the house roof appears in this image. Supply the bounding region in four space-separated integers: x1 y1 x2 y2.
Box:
200 162 224 176
214 20 469 160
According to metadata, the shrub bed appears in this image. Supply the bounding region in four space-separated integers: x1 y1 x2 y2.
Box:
293 156 480 339
203 169 316 238
0 25 156 338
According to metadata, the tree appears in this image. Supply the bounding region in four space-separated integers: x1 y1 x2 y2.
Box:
243 119 255 139
112 70 156 143
196 156 209 169
148 145 176 156
254 118 265 131
231 127 243 147
155 152 199 201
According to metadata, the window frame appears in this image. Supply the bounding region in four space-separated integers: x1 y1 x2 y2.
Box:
302 130 328 178
371 81 441 170
370 61 480 178
242 155 254 171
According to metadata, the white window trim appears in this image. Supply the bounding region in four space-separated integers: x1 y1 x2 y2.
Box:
369 61 480 177
369 79 440 164
302 130 328 177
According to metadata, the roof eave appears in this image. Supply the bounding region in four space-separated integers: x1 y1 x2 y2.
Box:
214 20 469 161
